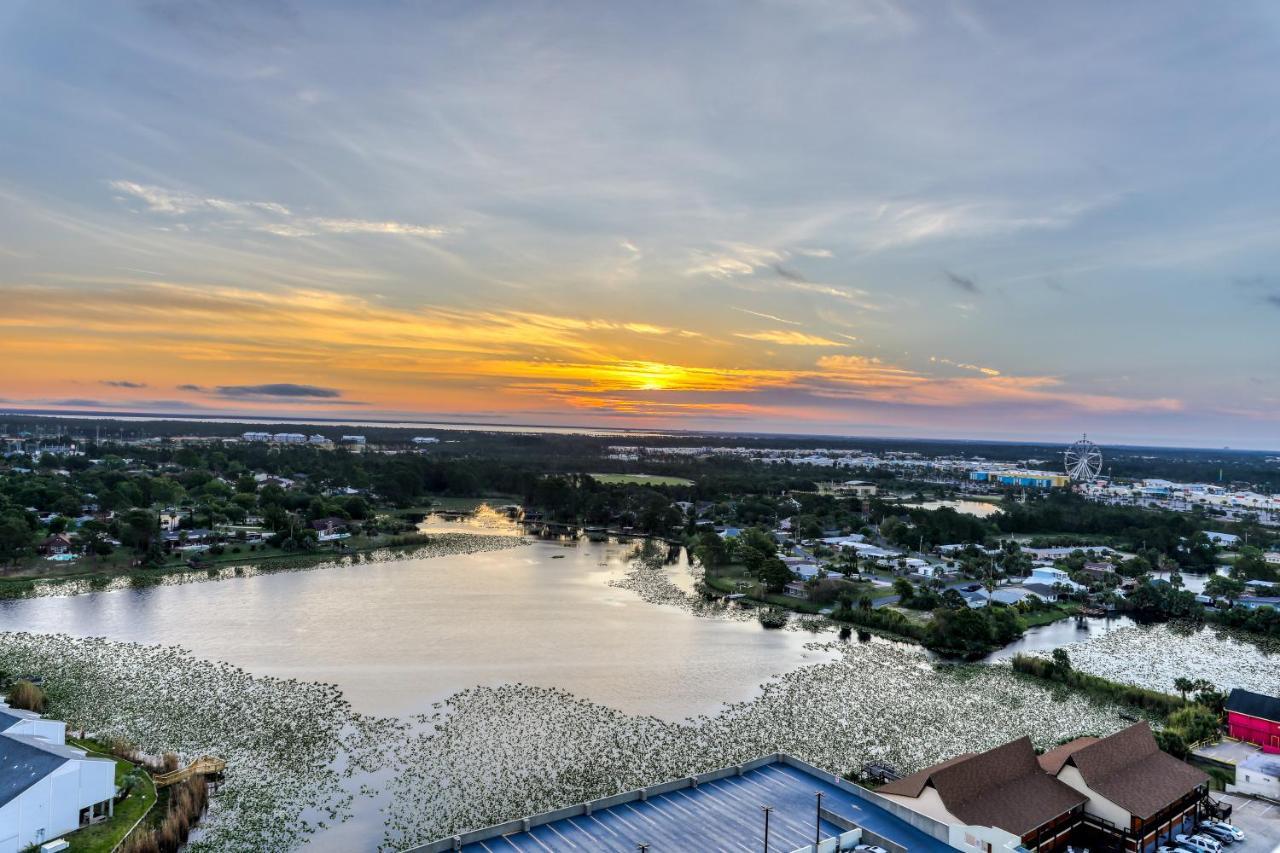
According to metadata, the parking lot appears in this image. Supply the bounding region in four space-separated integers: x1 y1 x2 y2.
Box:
1213 793 1280 853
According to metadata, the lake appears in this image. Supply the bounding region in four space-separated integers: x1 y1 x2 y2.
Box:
0 519 833 722
900 499 1002 518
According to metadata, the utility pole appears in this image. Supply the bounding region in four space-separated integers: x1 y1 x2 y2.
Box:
814 791 824 846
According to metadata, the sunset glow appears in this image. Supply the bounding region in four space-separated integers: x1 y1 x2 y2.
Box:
2 3 1278 446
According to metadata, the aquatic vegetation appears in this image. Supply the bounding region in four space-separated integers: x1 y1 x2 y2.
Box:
1027 623 1280 696
379 638 1135 850
0 632 398 852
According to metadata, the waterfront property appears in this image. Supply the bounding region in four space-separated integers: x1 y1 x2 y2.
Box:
1040 723 1208 853
406 754 953 853
877 723 1207 853
0 703 116 852
1225 689 1280 754
878 737 1088 852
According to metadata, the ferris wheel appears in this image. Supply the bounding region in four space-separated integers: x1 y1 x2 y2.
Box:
1064 434 1103 481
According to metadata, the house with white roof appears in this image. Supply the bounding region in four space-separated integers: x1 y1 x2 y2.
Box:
0 703 116 852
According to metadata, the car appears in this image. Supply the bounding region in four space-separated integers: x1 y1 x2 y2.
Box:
1175 834 1223 853
854 846 888 853
1156 846 1182 853
1200 820 1245 843
963 583 983 592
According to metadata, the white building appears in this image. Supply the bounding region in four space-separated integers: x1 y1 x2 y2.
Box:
412 436 440 445
241 431 272 442
1204 531 1240 546
1228 752 1280 800
272 433 307 444
0 704 116 852
339 435 366 445
1029 566 1084 591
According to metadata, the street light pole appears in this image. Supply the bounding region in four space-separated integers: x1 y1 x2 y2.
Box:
761 805 773 853
814 791 824 845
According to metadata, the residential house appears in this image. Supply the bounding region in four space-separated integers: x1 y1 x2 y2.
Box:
37 535 74 557
783 580 807 599
878 736 1088 852
1204 531 1240 547
0 704 116 851
1028 566 1084 592
310 518 351 542
1225 688 1280 754
1079 562 1116 583
1039 722 1208 853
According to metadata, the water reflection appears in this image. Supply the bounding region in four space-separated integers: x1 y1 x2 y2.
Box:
901 499 1002 518
0 521 834 721
983 614 1137 661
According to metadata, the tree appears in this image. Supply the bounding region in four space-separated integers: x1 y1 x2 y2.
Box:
1167 704 1221 744
1205 574 1246 606
756 557 793 593
1051 648 1072 675
892 577 914 601
927 606 995 657
0 515 33 565
1173 677 1195 701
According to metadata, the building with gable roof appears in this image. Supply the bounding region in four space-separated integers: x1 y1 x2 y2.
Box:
0 702 116 851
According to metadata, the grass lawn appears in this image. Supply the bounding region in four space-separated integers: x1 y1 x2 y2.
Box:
1019 602 1081 628
587 473 694 487
64 738 156 853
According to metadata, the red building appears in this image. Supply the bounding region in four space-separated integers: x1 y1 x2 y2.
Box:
1226 688 1280 754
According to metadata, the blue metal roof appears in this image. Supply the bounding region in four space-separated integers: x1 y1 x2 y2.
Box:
457 761 952 853
0 734 73 809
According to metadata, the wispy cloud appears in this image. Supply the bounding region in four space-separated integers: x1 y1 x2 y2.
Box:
110 180 450 240
101 379 147 388
731 307 802 326
734 329 848 346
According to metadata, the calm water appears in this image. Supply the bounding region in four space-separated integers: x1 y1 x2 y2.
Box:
0 524 832 721
902 499 1002 518
983 614 1137 661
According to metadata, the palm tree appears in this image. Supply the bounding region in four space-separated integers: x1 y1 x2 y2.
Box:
1173 677 1194 701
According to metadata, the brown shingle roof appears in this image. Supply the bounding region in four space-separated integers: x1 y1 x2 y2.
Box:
1062 722 1207 821
1037 737 1099 775
879 738 1087 837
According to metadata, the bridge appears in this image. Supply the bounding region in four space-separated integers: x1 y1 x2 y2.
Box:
153 755 226 788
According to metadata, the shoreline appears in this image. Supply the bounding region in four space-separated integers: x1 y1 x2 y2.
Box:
0 532 527 600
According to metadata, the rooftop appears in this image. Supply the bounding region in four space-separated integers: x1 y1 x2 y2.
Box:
879 737 1087 837
1062 722 1208 821
414 756 952 853
0 732 108 809
1226 688 1280 723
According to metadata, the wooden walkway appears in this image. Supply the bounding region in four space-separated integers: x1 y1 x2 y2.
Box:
154 755 226 788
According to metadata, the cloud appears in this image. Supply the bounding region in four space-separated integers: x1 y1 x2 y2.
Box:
734 330 848 347
101 379 147 388
109 180 449 240
685 243 785 278
930 357 1001 376
731 307 802 326
944 270 980 294
177 383 205 392
214 383 342 398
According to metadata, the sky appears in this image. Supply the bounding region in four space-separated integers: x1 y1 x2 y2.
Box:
2 1 1279 448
